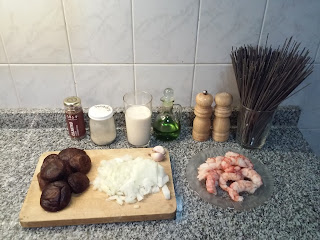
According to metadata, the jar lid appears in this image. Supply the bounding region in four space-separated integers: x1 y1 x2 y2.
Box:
64 96 81 107
88 105 114 120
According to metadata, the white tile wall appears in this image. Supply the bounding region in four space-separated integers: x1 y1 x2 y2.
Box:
135 65 194 106
0 65 19 108
298 64 320 129
192 64 239 107
0 0 70 63
10 65 75 108
74 64 134 108
0 36 7 63
316 47 320 64
260 0 320 60
196 0 266 63
133 0 199 63
63 0 133 63
0 0 319 138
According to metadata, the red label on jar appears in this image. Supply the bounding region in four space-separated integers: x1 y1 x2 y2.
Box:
65 111 86 139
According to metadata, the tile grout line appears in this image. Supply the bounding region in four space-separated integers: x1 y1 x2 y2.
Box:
61 0 78 96
2 62 320 66
0 31 22 107
131 0 137 91
190 0 202 106
258 0 268 46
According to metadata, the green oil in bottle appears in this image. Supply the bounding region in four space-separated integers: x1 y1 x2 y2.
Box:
153 115 181 141
153 88 181 141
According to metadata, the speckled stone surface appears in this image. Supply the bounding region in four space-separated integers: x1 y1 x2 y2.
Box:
0 107 319 239
0 106 300 129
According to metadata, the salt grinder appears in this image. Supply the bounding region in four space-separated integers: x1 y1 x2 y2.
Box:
212 92 233 142
192 90 213 141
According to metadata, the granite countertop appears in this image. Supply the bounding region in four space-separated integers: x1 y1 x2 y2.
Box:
0 107 319 239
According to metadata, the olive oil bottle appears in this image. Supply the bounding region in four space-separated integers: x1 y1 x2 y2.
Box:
153 88 181 141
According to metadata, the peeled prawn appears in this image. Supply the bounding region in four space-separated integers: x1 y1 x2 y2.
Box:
197 152 263 202
225 151 253 168
219 172 243 191
197 161 222 181
227 188 244 202
227 180 258 202
223 165 241 173
241 168 263 188
206 157 216 163
197 157 223 181
205 170 220 195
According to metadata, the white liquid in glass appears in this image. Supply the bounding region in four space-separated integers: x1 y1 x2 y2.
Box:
125 105 152 146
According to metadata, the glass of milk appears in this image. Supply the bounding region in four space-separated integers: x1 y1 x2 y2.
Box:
123 91 152 147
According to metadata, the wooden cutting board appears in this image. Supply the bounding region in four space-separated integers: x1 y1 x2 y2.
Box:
19 148 176 228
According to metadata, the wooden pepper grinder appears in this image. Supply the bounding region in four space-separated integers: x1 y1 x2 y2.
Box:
192 90 213 141
212 92 233 142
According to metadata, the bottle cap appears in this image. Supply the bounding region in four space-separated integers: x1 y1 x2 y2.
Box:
64 96 81 107
161 88 175 107
88 105 114 121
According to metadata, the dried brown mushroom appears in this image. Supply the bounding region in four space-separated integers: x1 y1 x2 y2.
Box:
69 154 91 174
40 181 71 212
67 172 89 194
40 158 66 182
58 148 87 162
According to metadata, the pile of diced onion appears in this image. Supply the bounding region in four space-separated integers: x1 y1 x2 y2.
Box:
92 155 170 205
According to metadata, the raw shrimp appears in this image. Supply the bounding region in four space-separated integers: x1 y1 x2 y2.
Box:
220 157 243 173
206 156 224 166
223 165 241 173
197 170 209 181
197 156 224 181
197 161 222 181
225 151 253 168
205 170 220 195
210 156 224 164
197 151 263 202
219 172 244 191
198 161 221 171
227 180 258 202
206 157 216 163
241 168 263 188
226 188 244 202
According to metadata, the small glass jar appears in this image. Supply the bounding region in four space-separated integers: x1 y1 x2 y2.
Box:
88 104 116 145
64 96 86 140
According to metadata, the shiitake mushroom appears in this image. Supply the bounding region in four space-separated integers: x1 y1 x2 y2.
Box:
40 181 71 212
40 158 66 182
58 147 91 174
58 148 87 162
37 172 50 191
69 154 91 174
67 172 89 194
41 154 61 172
38 147 92 212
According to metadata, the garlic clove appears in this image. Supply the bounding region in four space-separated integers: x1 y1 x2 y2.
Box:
151 152 165 162
152 145 166 155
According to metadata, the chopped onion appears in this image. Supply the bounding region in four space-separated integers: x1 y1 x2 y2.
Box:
162 184 171 200
162 175 169 186
92 155 170 205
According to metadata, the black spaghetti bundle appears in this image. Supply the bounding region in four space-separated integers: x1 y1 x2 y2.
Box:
231 37 313 111
231 37 314 148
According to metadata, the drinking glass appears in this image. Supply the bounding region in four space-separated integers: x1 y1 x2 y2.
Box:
236 105 276 149
123 91 152 147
